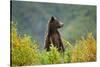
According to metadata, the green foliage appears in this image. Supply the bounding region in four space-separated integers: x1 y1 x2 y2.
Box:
40 44 62 64
11 22 96 66
11 22 40 66
12 44 40 66
62 38 73 63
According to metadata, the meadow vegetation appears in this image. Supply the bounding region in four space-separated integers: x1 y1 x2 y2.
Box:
11 22 96 66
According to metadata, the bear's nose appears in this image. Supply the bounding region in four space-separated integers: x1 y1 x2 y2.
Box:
60 22 64 27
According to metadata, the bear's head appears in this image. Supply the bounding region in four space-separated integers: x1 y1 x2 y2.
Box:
48 16 63 30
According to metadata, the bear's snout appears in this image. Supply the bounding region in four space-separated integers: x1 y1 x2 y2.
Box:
58 22 63 28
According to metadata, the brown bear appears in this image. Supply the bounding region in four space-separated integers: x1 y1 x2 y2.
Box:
44 16 65 52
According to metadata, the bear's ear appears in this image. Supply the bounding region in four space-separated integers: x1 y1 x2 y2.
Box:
51 16 55 21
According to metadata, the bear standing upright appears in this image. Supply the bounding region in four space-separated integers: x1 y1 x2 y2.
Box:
44 16 65 52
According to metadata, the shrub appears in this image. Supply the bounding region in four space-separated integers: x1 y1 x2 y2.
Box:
11 22 40 66
62 38 73 63
71 33 96 62
40 44 62 64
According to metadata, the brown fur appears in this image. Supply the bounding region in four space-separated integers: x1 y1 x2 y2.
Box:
44 16 65 52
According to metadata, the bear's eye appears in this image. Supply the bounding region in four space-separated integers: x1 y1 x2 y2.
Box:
55 20 59 24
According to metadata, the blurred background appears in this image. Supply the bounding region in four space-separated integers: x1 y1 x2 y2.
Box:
11 1 96 49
